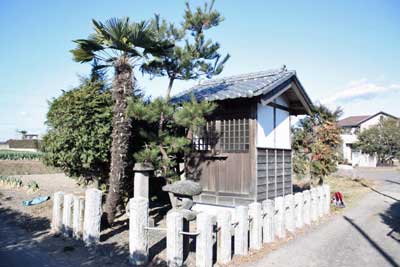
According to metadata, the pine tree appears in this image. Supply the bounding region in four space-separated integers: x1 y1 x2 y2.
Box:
128 0 229 181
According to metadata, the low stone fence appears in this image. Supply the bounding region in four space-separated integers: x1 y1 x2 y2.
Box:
51 188 102 246
129 184 331 267
51 185 330 266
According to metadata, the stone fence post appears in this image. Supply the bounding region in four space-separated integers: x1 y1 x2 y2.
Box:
303 190 311 225
310 188 318 222
217 210 232 264
167 211 183 267
274 196 285 239
73 195 85 239
196 213 213 267
323 185 331 215
234 206 249 255
51 191 64 234
62 193 74 237
249 202 262 250
83 188 102 246
317 186 324 218
133 163 153 199
129 197 149 266
294 192 304 229
284 194 295 233
262 199 275 243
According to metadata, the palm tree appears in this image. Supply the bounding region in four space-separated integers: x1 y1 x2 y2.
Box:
71 18 172 225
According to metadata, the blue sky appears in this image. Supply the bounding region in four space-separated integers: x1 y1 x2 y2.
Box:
0 0 399 140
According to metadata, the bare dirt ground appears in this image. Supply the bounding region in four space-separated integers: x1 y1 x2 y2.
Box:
0 172 180 267
0 163 382 267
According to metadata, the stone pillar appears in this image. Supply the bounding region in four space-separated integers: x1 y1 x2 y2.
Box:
51 191 64 234
129 197 149 266
317 186 324 218
217 210 232 264
73 195 85 239
294 192 304 229
62 193 74 237
310 188 318 222
274 196 285 239
83 188 102 246
196 213 213 267
133 163 154 199
249 202 262 250
323 185 331 214
262 199 275 243
234 206 249 255
167 211 183 267
302 190 311 225
284 194 295 233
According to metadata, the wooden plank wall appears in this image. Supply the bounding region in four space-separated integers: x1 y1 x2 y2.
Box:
256 148 292 202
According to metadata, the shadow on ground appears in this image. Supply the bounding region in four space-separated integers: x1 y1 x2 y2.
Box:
0 203 171 267
380 201 400 244
343 216 400 267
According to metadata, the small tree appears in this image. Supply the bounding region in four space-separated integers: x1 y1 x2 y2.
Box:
129 0 229 181
355 118 400 164
292 104 342 184
43 77 113 184
71 18 172 225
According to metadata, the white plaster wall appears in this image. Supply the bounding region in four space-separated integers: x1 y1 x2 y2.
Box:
257 104 274 148
0 144 9 150
257 96 291 149
352 151 377 167
342 144 352 163
360 114 387 130
275 109 291 149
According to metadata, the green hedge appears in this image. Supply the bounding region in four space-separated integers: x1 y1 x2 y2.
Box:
0 150 43 160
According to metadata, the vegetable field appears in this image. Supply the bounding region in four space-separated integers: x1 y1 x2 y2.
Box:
0 150 43 160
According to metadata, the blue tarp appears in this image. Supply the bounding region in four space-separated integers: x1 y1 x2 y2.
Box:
22 195 50 206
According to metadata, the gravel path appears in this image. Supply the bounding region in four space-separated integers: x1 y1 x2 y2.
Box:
236 168 400 267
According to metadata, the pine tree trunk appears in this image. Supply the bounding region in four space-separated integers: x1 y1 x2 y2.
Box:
104 56 133 225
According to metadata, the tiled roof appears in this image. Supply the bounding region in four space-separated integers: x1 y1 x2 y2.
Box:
171 68 297 102
337 115 370 127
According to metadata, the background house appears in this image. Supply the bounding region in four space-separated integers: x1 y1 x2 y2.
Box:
338 111 398 167
0 133 41 152
173 67 313 208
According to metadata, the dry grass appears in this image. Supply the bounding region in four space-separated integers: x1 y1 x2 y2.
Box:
0 160 59 175
324 175 373 211
294 175 374 212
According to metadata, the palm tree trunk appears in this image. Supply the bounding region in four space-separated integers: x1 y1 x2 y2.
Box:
104 56 133 225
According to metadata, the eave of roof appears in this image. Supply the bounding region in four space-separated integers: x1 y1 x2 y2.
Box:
338 111 399 127
171 68 313 114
